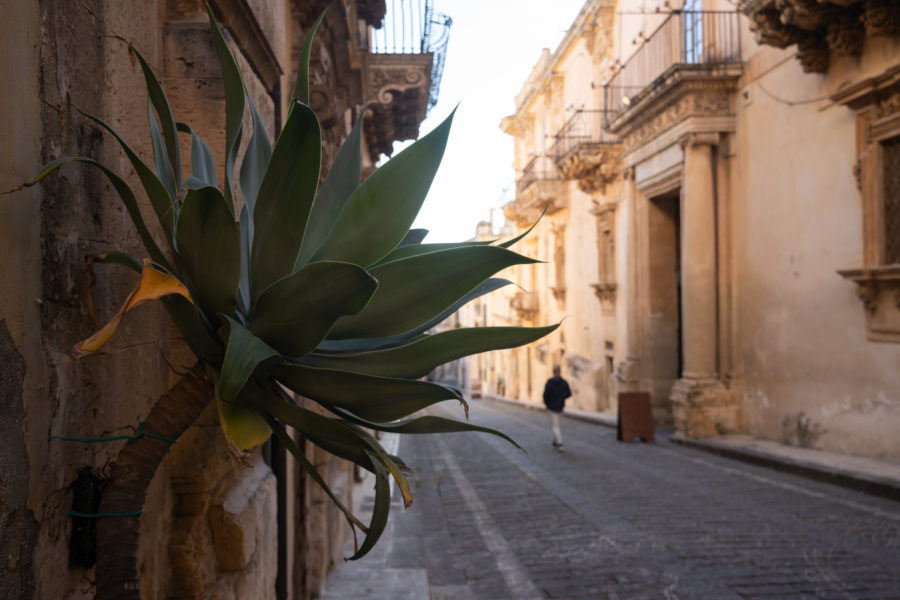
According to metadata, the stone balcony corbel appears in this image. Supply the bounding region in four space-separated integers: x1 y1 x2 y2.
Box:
742 0 900 74
363 52 434 161
837 265 900 342
557 143 623 194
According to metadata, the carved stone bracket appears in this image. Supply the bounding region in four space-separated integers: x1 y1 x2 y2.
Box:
363 53 433 160
592 282 617 303
557 144 623 194
504 180 566 227
744 0 899 74
837 266 900 342
510 291 539 320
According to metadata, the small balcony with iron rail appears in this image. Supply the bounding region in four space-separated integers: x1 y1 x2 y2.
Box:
505 154 566 226
359 0 452 159
549 109 623 194
603 10 742 137
510 291 540 321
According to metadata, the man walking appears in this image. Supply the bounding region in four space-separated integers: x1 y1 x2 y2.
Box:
543 365 571 452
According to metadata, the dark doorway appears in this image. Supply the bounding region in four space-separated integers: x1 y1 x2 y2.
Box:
646 191 683 423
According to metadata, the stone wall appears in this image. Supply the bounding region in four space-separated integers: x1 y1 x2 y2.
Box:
0 0 424 598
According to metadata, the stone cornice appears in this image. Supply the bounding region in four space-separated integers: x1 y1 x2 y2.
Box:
743 0 900 74
830 63 900 109
211 0 284 89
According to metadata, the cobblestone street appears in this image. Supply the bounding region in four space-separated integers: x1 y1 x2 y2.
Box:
324 399 900 600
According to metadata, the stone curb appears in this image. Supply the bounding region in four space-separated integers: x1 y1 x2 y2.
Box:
479 394 900 503
669 434 900 503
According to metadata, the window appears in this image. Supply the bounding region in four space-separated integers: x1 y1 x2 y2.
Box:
834 82 900 342
882 136 900 265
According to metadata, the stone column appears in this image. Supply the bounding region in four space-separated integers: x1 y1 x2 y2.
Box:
617 166 640 391
679 133 719 381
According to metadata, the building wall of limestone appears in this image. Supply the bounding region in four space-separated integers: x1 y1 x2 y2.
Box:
492 0 900 462
731 33 900 460
0 1 377 598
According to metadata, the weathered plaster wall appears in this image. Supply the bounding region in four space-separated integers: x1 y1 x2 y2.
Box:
0 0 43 596
733 39 900 461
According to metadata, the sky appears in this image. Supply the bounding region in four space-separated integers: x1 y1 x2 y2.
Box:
402 0 589 243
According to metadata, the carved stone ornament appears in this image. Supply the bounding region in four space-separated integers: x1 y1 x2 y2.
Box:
612 76 736 153
557 144 624 194
368 65 429 105
837 266 900 342
861 0 900 36
363 53 433 161
504 180 567 227
591 282 617 305
743 0 899 74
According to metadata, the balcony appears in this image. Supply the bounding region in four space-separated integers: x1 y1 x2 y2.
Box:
603 11 742 137
743 0 900 74
549 109 622 194
360 0 452 159
511 291 539 319
504 155 565 227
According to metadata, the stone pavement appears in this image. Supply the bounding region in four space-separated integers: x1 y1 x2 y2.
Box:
321 398 900 599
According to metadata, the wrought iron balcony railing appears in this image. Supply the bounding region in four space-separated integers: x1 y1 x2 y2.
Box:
365 0 452 111
517 155 560 196
603 10 741 123
549 109 619 163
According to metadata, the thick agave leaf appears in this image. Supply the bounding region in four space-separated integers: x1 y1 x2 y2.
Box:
330 407 524 451
250 102 321 297
399 228 429 247
177 122 218 189
217 317 280 406
74 261 192 357
255 390 377 470
250 261 377 357
161 295 224 366
131 48 181 194
303 324 559 379
263 412 368 533
207 5 245 214
217 376 273 451
370 240 489 267
148 100 178 200
315 277 513 353
256 389 399 560
353 450 391 559
352 428 412 508
239 94 272 212
309 109 455 268
274 364 463 422
82 111 175 241
19 157 172 271
294 112 364 269
292 10 327 107
93 252 143 273
327 246 537 340
175 186 241 321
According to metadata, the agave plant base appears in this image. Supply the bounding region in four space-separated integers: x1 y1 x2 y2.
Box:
95 365 211 600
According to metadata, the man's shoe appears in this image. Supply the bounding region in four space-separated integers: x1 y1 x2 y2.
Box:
556 444 565 453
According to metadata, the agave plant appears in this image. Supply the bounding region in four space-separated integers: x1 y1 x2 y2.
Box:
15 7 555 599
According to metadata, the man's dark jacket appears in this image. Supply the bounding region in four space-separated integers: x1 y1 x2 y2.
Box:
543 376 571 413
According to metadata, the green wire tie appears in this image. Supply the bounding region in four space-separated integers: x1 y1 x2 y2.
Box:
55 420 178 444
69 509 145 519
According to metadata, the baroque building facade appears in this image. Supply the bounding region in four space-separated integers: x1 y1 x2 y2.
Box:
0 1 446 598
479 0 900 463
